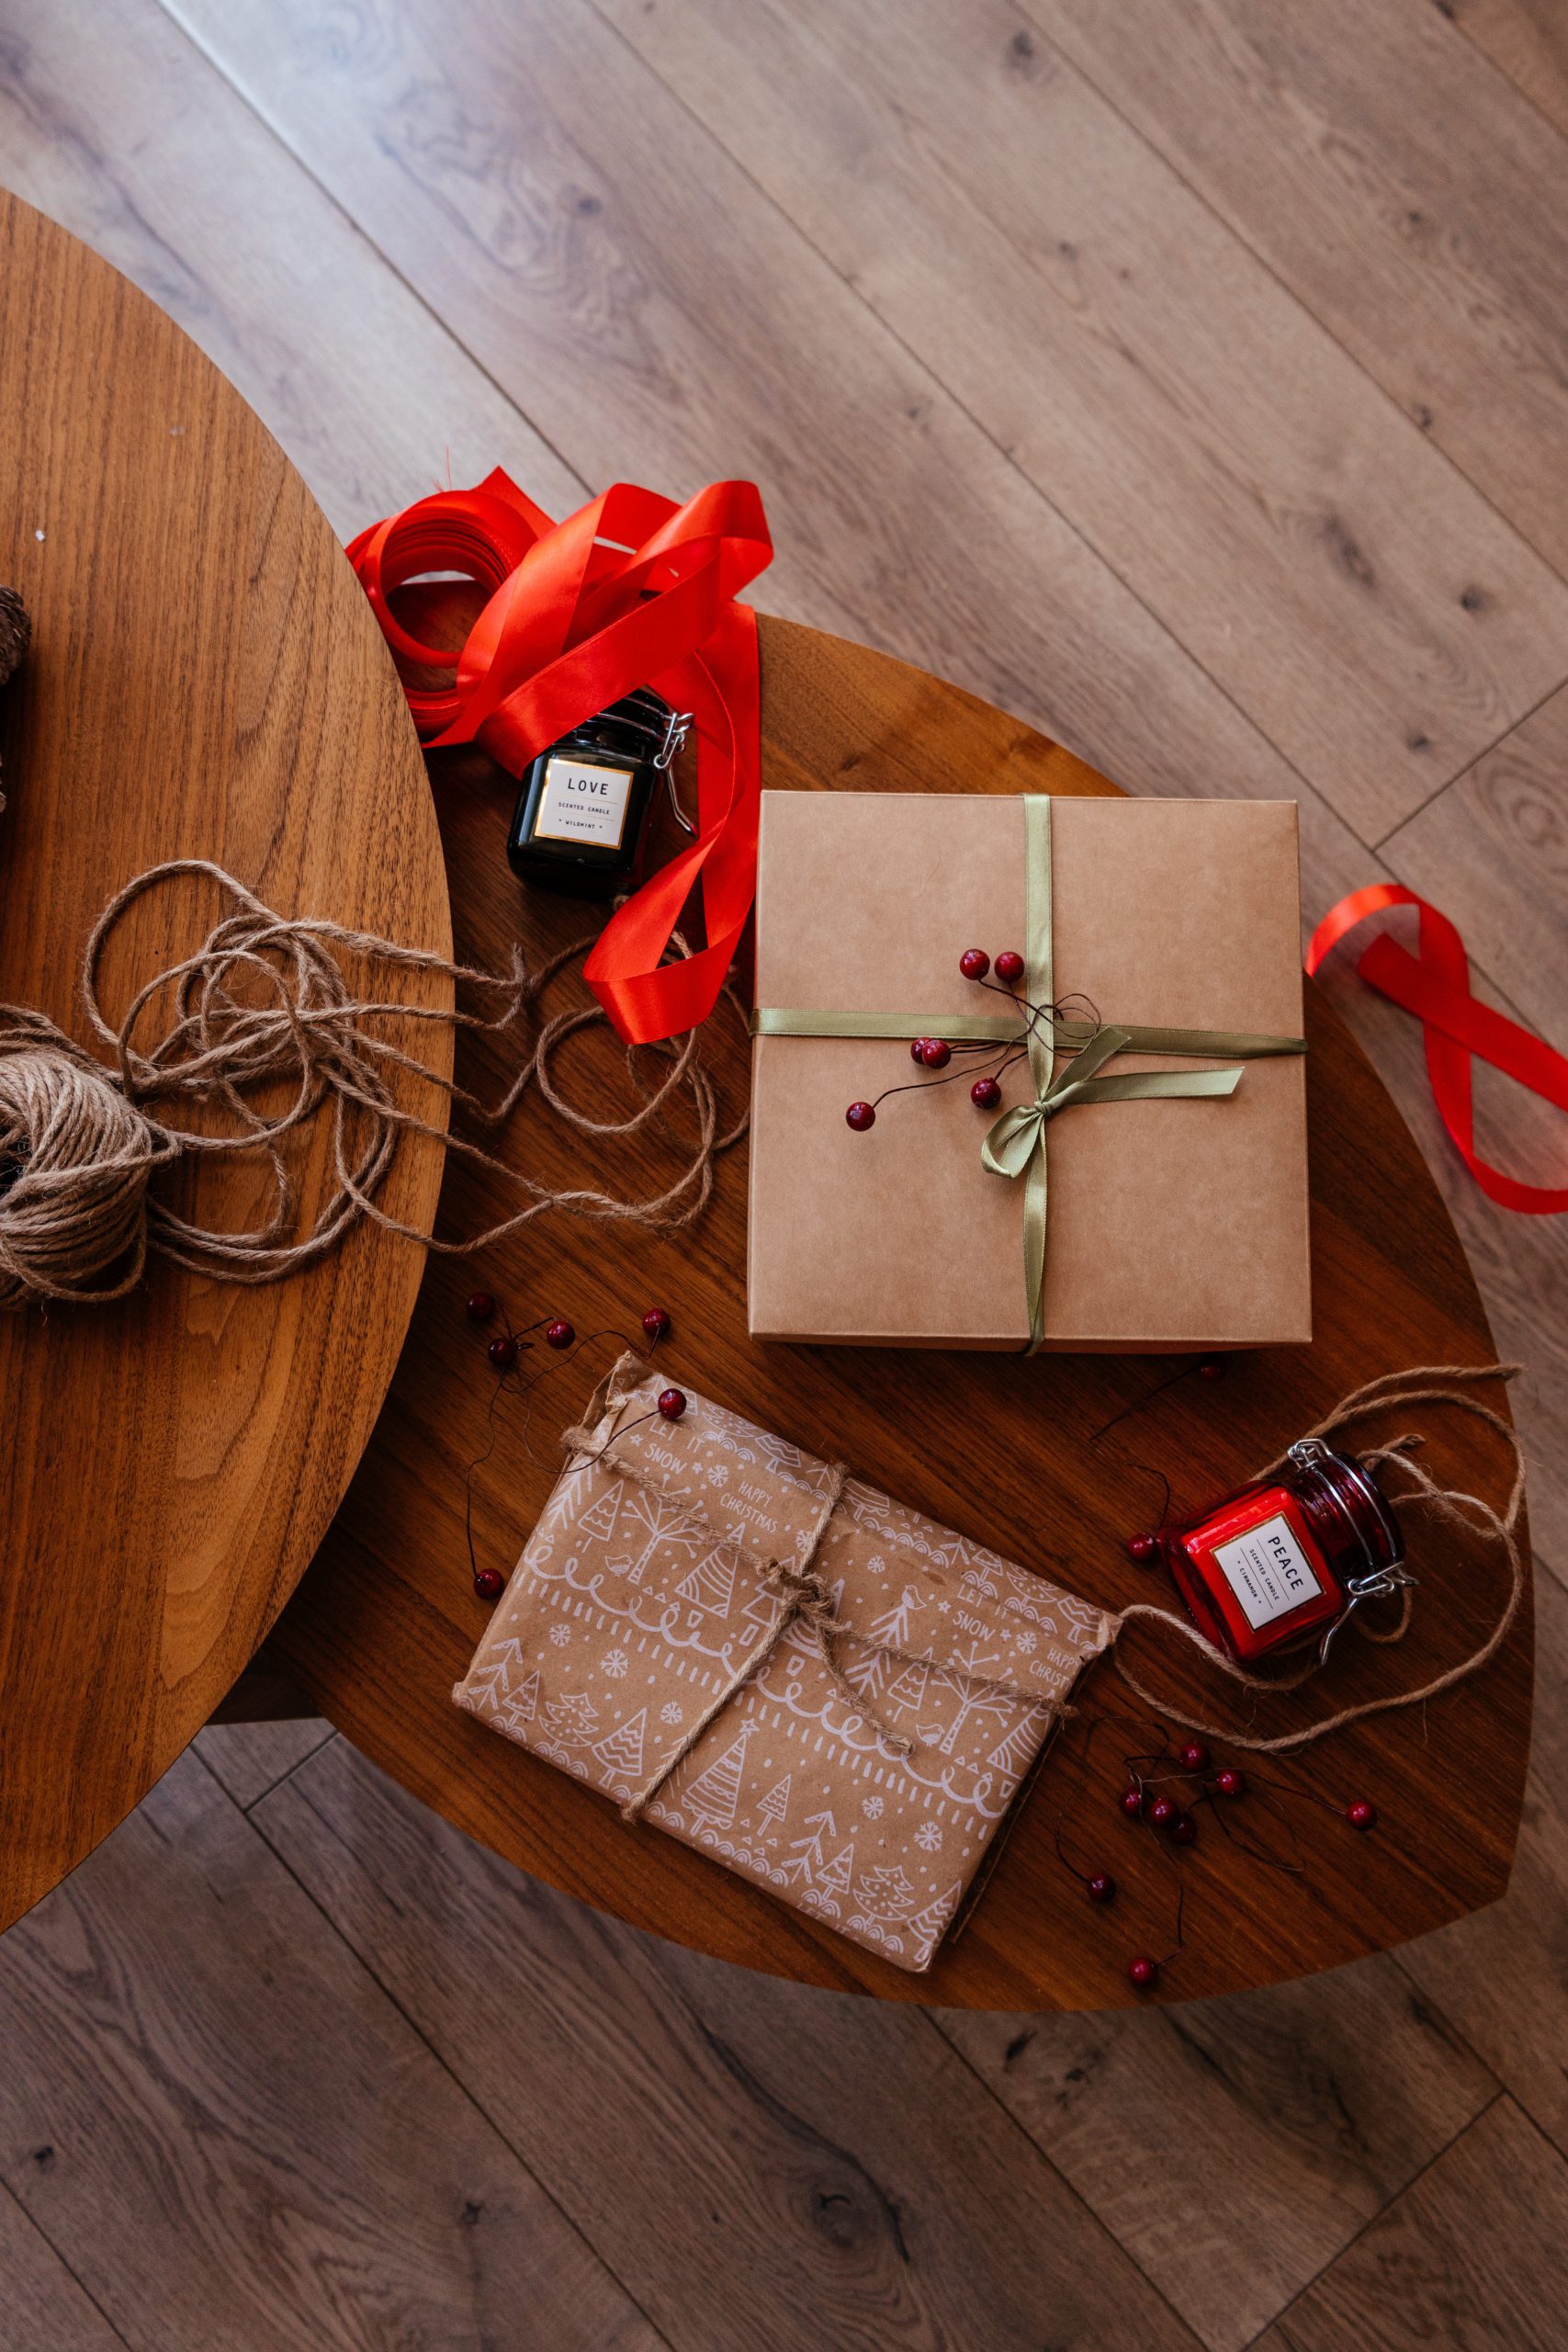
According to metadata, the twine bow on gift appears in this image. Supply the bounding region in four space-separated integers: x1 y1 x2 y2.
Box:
558 1384 1069 1822
618 1538 918 1819
556 1445 919 1822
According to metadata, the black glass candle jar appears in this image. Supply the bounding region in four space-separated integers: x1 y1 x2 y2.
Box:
506 688 692 899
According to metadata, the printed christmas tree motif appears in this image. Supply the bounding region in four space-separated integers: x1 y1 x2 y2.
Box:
884 1659 931 1717
465 1638 534 1714
756 1775 792 1838
674 1545 738 1620
498 1668 540 1733
779 1808 837 1883
612 1486 703 1586
905 1883 961 1956
682 1721 753 1832
852 1862 916 1924
541 1691 600 1747
844 1645 890 1702
574 1481 625 1548
984 1709 1042 1778
756 1432 807 1476
866 1585 924 1649
739 1577 781 1634
958 1559 1000 1602
812 1841 855 1909
929 1639 1014 1757
590 1707 647 1782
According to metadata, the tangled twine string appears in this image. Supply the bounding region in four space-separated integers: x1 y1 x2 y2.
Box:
1108 1364 1526 1750
0 859 746 1308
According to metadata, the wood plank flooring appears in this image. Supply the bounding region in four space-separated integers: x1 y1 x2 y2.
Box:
2 0 1567 2341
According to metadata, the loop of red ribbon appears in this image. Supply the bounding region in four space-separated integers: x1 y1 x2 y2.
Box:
1306 884 1568 1213
347 470 772 1045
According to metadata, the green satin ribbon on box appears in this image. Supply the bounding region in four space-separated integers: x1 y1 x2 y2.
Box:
752 794 1307 1351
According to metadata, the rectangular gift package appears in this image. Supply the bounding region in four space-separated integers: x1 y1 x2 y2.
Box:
454 1356 1111 1974
748 790 1311 1350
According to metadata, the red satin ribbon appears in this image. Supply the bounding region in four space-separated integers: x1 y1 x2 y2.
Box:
1306 884 1568 1213
347 470 772 1045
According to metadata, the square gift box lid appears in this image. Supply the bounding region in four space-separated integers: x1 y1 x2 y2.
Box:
747 790 1310 1351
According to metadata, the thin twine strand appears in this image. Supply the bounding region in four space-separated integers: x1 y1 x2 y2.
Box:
1108 1364 1526 1752
0 859 747 1308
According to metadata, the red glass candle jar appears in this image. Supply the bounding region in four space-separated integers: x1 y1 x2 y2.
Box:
1162 1438 1411 1664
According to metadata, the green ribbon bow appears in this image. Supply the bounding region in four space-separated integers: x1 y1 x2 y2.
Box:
752 794 1306 1351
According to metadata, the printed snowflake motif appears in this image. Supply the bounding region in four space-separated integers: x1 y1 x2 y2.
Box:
660 1701 683 1724
548 1623 572 1647
862 1794 886 1819
1014 1628 1037 1655
915 1821 942 1852
604 1648 629 1679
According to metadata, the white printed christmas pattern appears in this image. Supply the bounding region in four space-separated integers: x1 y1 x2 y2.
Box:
454 1356 1110 1973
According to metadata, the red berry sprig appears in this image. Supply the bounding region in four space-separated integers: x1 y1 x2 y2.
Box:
462 1289 682 1602
844 946 1097 1131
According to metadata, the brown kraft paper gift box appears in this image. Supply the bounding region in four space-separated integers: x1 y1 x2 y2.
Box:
748 791 1311 1350
454 1356 1111 1974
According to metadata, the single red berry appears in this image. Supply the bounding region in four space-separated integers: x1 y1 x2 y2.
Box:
1215 1766 1247 1799
1170 1812 1198 1847
1119 1785 1145 1820
466 1290 496 1323
1147 1795 1178 1831
1198 1357 1226 1380
1179 1740 1210 1773
911 1035 931 1063
846 1101 876 1131
1087 1872 1116 1904
971 1076 1002 1110
641 1307 671 1344
1127 1954 1160 1990
473 1567 504 1601
919 1038 952 1069
488 1334 517 1371
1346 1799 1378 1833
658 1387 687 1421
1127 1532 1159 1565
959 948 990 981
994 950 1026 986
545 1318 574 1350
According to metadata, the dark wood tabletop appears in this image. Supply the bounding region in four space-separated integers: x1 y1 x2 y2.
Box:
271 614 1532 2008
0 193 453 1932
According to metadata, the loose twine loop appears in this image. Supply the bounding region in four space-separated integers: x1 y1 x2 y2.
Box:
0 858 747 1310
1109 1363 1528 1752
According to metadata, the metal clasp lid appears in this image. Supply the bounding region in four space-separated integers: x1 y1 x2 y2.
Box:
655 708 696 834
1316 1563 1419 1664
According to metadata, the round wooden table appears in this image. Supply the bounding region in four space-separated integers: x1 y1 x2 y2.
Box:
274 615 1533 2007
0 194 452 1932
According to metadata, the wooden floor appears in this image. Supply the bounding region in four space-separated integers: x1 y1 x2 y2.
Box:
2 0 1567 2343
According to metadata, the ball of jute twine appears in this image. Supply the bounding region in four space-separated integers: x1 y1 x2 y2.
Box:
1108 1363 1526 1749
0 857 746 1309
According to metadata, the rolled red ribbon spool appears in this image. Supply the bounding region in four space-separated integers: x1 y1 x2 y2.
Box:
347 470 772 1046
1307 883 1568 1213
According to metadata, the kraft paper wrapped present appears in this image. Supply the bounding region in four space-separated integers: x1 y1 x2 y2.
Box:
454 1356 1111 1974
748 791 1311 1351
